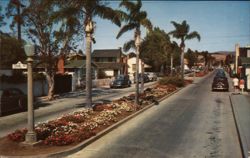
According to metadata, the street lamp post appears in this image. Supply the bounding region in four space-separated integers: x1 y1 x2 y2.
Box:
85 20 94 107
24 43 37 144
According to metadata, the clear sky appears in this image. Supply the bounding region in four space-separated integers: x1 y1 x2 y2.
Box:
92 1 250 53
1 1 250 53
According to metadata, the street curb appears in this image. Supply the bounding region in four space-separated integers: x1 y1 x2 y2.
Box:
0 86 182 158
229 95 248 158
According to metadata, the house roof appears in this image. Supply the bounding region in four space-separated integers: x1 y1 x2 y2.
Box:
92 49 122 58
64 60 98 68
240 57 250 65
94 62 125 70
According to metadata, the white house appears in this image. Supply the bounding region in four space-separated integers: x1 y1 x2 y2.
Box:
127 53 151 81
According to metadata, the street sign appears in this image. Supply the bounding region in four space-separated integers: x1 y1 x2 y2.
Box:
12 61 27 69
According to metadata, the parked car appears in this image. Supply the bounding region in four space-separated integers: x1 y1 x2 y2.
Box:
145 72 157 81
110 75 131 88
212 75 229 91
0 88 27 116
134 73 150 83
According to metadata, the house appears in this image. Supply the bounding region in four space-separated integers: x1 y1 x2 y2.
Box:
126 52 151 81
92 48 126 77
59 57 98 91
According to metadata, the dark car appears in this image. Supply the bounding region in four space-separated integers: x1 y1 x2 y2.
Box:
134 73 150 83
212 76 229 91
110 75 131 88
0 88 27 116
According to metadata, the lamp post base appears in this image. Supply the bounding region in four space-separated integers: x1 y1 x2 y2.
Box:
24 131 37 145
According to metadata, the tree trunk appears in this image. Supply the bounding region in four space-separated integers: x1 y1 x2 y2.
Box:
140 61 144 94
170 53 173 76
85 31 92 108
46 72 54 101
135 28 140 105
181 46 185 81
135 43 140 105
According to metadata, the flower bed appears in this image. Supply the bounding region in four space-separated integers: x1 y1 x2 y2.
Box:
5 82 191 150
195 71 208 77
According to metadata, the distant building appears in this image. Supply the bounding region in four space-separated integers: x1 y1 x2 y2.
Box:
92 48 126 77
126 52 151 81
235 44 250 90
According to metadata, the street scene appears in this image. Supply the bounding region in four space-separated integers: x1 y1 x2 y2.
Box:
0 0 250 158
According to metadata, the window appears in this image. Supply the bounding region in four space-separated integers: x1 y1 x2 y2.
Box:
132 64 136 72
107 57 116 62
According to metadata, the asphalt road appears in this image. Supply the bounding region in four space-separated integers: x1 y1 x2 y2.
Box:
68 72 242 158
0 82 156 138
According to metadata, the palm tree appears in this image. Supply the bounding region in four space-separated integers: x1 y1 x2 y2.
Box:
169 20 200 81
59 0 121 107
116 0 152 105
6 0 25 41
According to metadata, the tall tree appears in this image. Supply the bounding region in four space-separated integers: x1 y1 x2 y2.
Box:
117 0 152 105
0 33 26 67
185 48 197 69
169 20 200 81
58 0 121 107
22 0 81 100
6 0 25 41
140 27 169 72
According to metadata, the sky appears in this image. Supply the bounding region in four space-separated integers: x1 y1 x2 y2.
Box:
1 1 250 53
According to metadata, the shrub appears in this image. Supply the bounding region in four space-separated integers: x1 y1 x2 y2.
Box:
158 76 184 87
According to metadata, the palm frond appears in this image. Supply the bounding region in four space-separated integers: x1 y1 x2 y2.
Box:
134 11 147 21
185 31 201 41
51 7 79 23
95 5 121 27
123 39 135 52
135 0 142 12
116 10 130 22
116 23 137 39
170 21 180 30
140 18 152 32
119 0 136 12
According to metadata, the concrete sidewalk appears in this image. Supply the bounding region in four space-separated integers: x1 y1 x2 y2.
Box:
230 93 250 158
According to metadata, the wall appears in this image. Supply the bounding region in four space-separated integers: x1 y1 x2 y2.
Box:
0 80 48 97
92 78 112 88
0 69 13 76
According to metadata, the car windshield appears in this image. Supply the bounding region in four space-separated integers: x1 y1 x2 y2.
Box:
214 77 227 81
116 79 123 81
